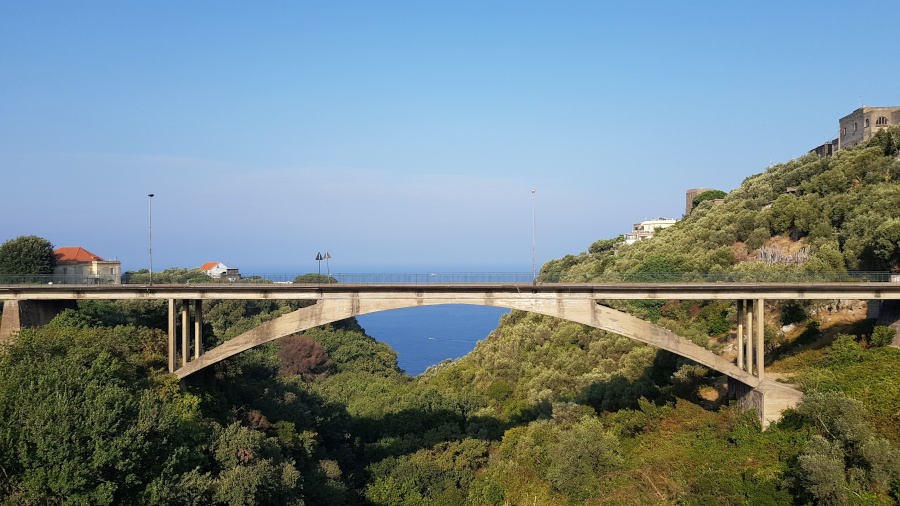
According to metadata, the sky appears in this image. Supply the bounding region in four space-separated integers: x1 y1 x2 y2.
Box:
1 1 899 274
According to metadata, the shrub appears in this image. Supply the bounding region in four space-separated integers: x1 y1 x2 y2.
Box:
745 228 770 251
826 335 865 366
870 326 896 348
277 336 334 380
779 301 807 326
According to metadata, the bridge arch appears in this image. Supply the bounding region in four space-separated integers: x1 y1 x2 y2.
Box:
175 296 760 387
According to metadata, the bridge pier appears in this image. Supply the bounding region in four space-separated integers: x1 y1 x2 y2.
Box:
168 300 176 372
167 299 203 373
735 299 765 380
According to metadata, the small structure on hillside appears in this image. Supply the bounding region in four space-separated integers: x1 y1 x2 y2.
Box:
200 262 241 281
624 218 678 245
810 138 838 157
53 247 121 284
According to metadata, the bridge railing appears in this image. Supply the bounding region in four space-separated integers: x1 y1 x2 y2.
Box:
537 271 895 283
0 271 895 286
0 273 122 285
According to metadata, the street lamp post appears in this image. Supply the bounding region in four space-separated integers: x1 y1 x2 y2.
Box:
532 189 536 283
148 194 154 284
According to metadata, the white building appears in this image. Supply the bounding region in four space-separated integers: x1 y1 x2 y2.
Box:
624 218 678 245
200 262 240 280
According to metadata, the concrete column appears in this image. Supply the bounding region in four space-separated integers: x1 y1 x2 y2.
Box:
181 300 190 367
736 300 744 370
756 298 765 381
194 300 203 359
0 301 22 345
168 299 176 373
745 300 754 373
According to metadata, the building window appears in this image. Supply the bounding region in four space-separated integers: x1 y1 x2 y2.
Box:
854 122 858 132
62 267 67 274
877 116 889 125
843 127 847 137
866 118 870 127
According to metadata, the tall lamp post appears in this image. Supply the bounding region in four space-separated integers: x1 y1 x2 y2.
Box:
148 193 154 284
532 189 536 283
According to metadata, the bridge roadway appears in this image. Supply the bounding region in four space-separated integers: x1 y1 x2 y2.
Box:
4 281 894 426
2 281 900 301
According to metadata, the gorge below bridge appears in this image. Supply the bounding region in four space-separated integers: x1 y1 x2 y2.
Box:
4 280 900 426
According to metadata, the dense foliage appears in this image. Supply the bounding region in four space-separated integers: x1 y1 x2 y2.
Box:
4 299 898 504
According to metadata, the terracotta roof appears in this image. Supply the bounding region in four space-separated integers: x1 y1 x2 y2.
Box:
55 247 105 263
200 262 221 271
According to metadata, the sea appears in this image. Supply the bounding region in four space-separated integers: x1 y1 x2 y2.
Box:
355 304 510 376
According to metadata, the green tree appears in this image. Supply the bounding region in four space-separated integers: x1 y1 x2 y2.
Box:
588 236 624 254
208 423 302 505
293 273 338 284
692 189 727 208
0 235 56 277
870 325 896 348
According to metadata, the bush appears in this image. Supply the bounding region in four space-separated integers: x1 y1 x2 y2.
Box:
745 228 770 251
277 336 334 380
870 326 896 348
293 273 338 283
826 335 865 366
779 301 808 326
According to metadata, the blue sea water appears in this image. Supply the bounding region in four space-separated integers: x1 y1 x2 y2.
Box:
355 304 510 376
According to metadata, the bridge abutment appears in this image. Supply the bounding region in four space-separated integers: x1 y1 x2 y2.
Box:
0 299 77 344
870 299 900 347
729 377 804 428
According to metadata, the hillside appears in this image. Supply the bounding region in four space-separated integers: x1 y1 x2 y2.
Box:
542 126 900 280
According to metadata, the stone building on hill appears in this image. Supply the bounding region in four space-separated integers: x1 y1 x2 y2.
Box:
839 106 900 150
685 188 710 216
810 105 899 156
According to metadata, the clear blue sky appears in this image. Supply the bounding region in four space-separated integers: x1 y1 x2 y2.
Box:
1 1 898 273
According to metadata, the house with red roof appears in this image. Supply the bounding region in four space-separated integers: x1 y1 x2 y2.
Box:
200 262 240 280
53 247 121 284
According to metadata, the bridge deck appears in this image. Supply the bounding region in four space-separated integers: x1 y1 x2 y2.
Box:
1 282 899 300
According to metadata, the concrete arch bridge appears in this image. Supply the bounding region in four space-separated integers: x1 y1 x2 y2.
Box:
5 281 897 424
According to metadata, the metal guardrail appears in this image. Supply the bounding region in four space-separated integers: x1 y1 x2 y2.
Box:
538 271 895 283
0 274 121 285
0 271 896 286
